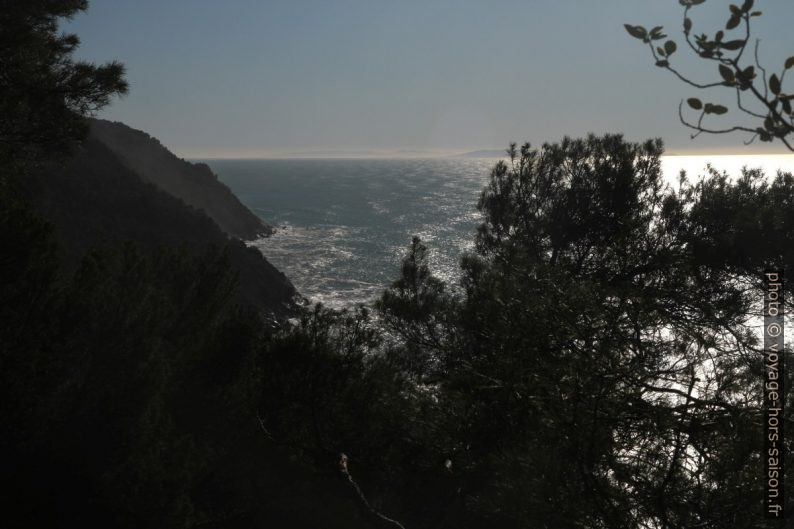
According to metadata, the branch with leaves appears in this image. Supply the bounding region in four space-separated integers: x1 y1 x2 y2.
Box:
625 0 794 151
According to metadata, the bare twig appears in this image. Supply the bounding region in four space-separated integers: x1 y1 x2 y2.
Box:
339 453 408 529
254 416 409 529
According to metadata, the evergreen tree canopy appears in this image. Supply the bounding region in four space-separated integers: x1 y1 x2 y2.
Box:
379 135 793 527
0 0 127 170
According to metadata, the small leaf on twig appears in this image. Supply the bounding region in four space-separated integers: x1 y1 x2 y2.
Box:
650 26 666 40
719 64 735 83
624 24 647 40
687 98 703 110
722 40 744 51
770 74 781 95
741 65 755 79
703 103 728 115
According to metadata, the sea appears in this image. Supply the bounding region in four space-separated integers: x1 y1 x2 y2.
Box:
203 155 794 309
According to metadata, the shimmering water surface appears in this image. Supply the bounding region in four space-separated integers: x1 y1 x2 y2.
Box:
204 155 794 308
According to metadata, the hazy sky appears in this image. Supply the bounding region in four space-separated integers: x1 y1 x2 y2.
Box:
66 0 794 158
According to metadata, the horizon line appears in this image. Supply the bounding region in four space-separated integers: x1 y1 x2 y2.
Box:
184 150 794 161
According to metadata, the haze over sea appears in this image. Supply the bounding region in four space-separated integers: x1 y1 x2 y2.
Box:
204 155 794 308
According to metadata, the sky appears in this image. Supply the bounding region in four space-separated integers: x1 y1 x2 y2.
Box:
65 0 794 158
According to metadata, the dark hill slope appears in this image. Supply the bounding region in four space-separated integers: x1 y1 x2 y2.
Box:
29 135 296 317
89 118 270 240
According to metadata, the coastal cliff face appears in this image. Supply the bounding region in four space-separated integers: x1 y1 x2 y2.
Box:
28 132 296 317
88 118 272 240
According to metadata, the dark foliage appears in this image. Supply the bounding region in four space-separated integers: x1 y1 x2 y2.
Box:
378 136 794 527
3 2 792 528
0 0 127 169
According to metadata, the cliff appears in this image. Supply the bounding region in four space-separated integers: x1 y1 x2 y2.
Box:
28 133 297 317
88 118 271 240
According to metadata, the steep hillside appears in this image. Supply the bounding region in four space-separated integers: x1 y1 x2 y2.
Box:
28 134 296 317
89 118 271 240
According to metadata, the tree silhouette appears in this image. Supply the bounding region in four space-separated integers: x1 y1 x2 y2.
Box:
0 0 127 171
625 0 794 151
380 135 794 527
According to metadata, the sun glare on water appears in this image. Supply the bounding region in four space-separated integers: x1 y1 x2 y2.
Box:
661 154 794 183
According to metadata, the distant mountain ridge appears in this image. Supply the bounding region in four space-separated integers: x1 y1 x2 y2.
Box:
89 119 271 240
455 149 506 158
